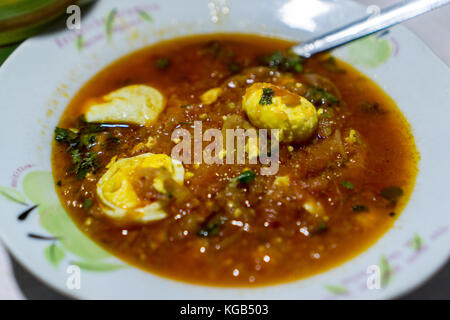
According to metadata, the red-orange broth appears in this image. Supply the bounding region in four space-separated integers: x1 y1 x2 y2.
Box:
52 34 418 286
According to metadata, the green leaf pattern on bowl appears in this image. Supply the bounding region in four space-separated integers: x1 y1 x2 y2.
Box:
0 170 125 271
347 35 392 68
324 284 349 295
22 171 110 261
138 10 153 23
105 8 117 43
0 186 27 205
44 243 65 267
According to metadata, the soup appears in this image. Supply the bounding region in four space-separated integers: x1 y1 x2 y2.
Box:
52 34 418 286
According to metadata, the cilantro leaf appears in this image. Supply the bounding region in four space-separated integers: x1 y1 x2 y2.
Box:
83 199 93 211
156 57 170 69
259 88 274 105
54 127 78 143
341 181 354 189
237 170 256 184
261 50 304 73
197 221 221 237
305 87 339 106
352 204 368 212
380 186 403 204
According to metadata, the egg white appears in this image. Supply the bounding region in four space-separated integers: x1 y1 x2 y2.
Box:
85 85 165 126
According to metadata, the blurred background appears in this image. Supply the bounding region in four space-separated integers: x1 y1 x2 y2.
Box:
0 0 449 299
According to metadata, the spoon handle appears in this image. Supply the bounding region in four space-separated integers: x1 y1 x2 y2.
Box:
291 0 450 58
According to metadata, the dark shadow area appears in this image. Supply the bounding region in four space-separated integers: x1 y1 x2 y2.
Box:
400 258 450 300
10 253 69 300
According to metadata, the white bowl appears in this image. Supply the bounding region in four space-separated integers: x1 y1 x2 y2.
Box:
0 0 449 299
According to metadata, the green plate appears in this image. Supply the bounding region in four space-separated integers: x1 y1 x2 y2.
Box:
0 0 77 45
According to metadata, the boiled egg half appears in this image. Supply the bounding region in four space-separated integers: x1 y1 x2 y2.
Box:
97 153 184 223
84 85 165 126
242 82 318 143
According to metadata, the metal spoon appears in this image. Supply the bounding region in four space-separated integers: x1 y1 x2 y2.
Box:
292 0 450 58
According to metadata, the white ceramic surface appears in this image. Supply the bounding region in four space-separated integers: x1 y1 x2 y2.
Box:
0 0 449 299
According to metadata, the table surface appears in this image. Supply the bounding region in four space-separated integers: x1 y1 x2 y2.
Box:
1 0 449 300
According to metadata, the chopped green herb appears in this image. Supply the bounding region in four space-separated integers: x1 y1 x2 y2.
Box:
56 180 62 187
305 87 339 106
228 62 240 73
352 204 368 212
341 181 354 190
83 199 93 211
55 117 117 179
87 124 103 133
80 133 97 148
319 110 333 118
264 51 284 68
389 212 396 217
180 105 189 109
197 222 220 237
71 151 99 179
102 133 120 151
79 114 88 123
360 101 383 114
201 41 223 57
71 149 82 165
78 115 104 133
380 186 403 204
237 170 256 184
197 216 223 237
79 134 89 147
320 56 345 73
156 57 170 69
54 127 78 143
261 51 303 73
284 55 303 73
315 221 328 233
259 88 274 105
54 127 68 142
107 132 120 144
